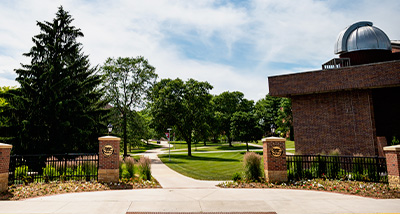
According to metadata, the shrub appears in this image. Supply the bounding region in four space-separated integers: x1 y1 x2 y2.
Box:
138 156 151 180
243 152 262 182
15 165 28 179
124 157 135 178
42 165 60 181
232 172 242 182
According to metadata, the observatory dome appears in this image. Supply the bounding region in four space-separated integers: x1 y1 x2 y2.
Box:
334 21 391 55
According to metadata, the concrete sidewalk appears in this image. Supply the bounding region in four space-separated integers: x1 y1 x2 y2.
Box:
1 142 399 214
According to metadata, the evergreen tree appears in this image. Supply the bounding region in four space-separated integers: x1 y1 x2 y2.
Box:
1 6 108 154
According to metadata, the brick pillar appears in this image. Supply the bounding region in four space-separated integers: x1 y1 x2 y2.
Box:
263 137 287 183
384 145 400 188
98 136 120 183
0 143 12 192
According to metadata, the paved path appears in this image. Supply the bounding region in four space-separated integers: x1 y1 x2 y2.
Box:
1 142 400 214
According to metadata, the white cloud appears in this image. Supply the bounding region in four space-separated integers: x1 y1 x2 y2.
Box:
0 0 399 101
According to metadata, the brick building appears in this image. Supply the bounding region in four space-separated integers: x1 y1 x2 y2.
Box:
268 21 400 156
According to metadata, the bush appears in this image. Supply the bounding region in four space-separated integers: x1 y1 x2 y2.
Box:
243 152 262 182
42 165 60 181
15 165 28 179
124 157 135 178
138 156 151 180
232 172 242 182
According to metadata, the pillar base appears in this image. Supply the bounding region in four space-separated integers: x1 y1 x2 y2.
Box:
0 173 8 192
98 169 119 183
265 170 287 183
388 175 400 188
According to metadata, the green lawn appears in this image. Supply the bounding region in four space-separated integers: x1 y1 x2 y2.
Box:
159 152 245 180
127 143 162 154
286 140 295 150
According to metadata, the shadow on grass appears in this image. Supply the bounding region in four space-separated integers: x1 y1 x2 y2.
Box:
158 154 239 164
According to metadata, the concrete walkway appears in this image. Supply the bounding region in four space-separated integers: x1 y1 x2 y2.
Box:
1 142 400 214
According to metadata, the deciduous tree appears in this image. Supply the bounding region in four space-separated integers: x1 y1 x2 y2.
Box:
150 78 212 156
101 56 157 157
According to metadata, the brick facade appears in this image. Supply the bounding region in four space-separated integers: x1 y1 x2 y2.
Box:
262 137 287 183
383 145 400 188
98 136 120 183
0 143 12 192
268 60 400 97
291 90 377 156
268 60 400 156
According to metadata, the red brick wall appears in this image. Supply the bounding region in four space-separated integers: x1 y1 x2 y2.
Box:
263 139 286 171
292 90 377 156
0 148 11 173
385 151 400 177
99 140 120 170
269 60 400 97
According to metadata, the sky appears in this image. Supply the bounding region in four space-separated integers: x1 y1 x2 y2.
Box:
0 0 399 101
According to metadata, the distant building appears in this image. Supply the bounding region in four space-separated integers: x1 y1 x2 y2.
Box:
268 21 400 156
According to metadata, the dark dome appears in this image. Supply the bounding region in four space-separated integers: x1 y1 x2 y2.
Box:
334 21 391 54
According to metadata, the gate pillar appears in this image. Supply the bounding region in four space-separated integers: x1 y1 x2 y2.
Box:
384 145 400 188
0 143 12 192
98 136 120 183
263 137 287 183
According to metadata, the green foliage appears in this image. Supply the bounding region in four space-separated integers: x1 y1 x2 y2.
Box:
14 165 28 179
276 98 293 140
138 156 151 180
101 56 158 157
119 157 136 179
255 95 283 136
1 7 108 154
392 136 399 145
42 165 60 181
150 78 212 156
231 111 263 151
213 91 252 146
232 172 242 182
243 152 262 181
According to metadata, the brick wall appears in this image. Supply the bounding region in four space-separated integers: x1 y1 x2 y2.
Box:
292 90 377 156
384 145 400 188
0 147 11 173
98 137 120 183
263 138 287 183
268 60 400 97
0 143 12 192
99 140 120 170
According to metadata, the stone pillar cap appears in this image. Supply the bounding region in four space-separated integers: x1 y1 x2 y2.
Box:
262 137 286 142
383 145 400 152
98 136 121 141
0 143 12 149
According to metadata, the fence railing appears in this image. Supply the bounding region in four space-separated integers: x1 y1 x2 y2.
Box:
287 155 387 182
9 153 99 185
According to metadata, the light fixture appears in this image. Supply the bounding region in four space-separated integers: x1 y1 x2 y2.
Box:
107 123 113 135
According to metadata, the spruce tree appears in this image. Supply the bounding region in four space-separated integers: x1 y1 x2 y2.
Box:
6 6 108 154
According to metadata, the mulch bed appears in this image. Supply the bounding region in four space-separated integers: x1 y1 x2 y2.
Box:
217 178 400 199
0 178 161 200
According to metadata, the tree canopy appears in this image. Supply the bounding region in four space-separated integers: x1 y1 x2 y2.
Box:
150 78 212 156
212 91 253 146
101 56 157 157
0 6 108 154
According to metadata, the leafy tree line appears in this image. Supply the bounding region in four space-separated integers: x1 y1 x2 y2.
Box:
0 6 292 156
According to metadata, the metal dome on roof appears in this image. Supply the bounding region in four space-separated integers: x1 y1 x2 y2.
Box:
334 21 392 54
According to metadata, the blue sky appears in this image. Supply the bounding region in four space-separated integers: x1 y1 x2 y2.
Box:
0 0 399 101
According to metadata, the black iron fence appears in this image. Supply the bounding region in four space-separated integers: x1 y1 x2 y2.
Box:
287 155 387 183
9 153 98 185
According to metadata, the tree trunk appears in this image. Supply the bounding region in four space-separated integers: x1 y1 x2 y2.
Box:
246 142 249 152
123 113 128 157
227 135 232 147
187 138 192 157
